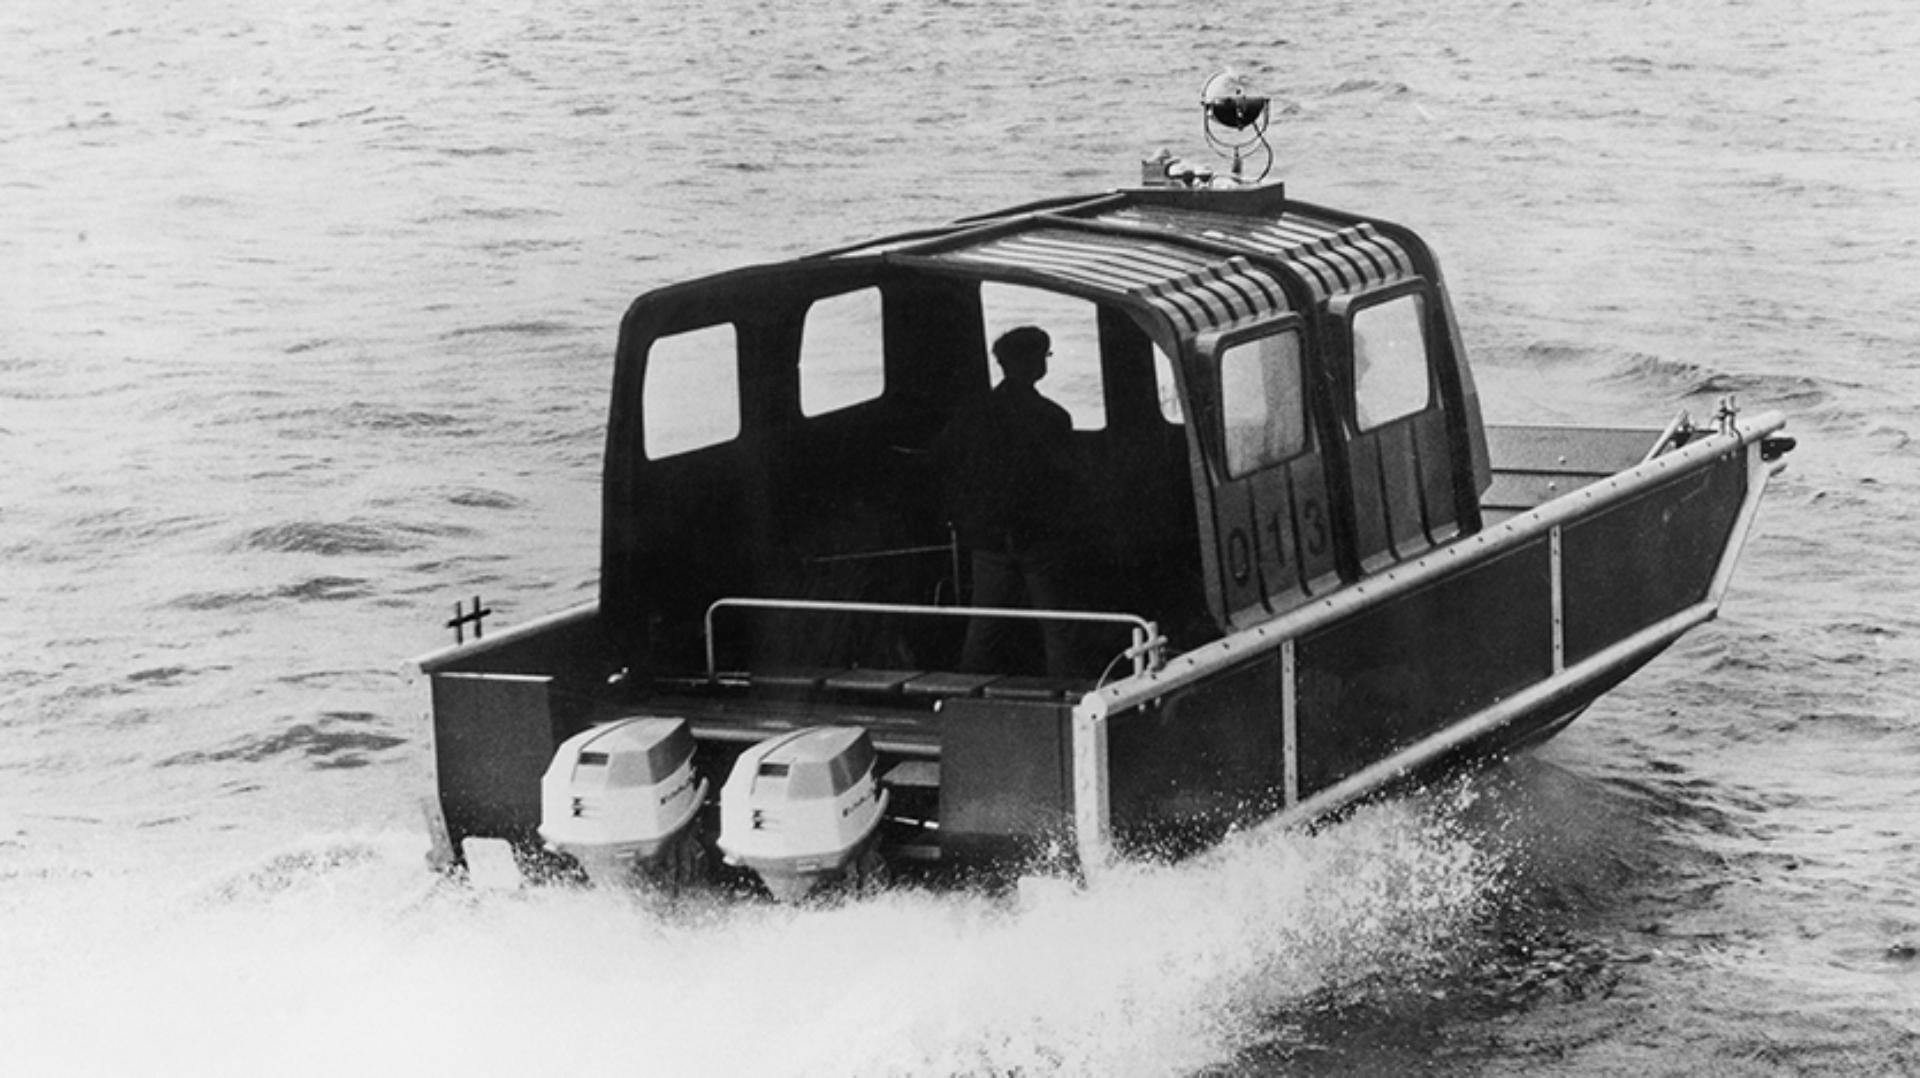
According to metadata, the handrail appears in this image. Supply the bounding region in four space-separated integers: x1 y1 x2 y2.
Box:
704 596 1164 681
1641 409 1693 464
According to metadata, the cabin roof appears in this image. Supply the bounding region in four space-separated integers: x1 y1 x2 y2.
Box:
818 184 1423 338
1092 205 1418 301
937 229 1292 336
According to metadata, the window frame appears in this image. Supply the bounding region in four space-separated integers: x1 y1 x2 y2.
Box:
640 321 742 461
1328 279 1437 433
1204 314 1313 480
797 286 888 418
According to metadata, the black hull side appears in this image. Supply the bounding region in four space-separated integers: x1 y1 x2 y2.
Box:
1085 429 1776 865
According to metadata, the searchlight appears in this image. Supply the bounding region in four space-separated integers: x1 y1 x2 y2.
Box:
1201 69 1274 181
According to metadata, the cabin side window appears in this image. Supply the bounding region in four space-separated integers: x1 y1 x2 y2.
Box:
979 282 1107 430
1350 293 1432 430
799 288 886 417
643 323 741 459
1219 328 1306 477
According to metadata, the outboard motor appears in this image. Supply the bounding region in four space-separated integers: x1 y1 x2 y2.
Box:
539 716 706 886
717 726 888 901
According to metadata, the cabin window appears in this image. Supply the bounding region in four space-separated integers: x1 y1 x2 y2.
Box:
799 288 886 417
980 282 1106 430
643 323 740 459
1351 293 1432 430
1220 328 1306 477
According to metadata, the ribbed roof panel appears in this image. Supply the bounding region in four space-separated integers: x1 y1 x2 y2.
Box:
941 229 1293 335
1096 206 1416 301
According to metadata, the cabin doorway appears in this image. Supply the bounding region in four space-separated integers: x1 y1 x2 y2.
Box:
1331 282 1467 572
958 283 1204 668
1205 318 1340 628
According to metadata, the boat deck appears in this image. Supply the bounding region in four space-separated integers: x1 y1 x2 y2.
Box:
637 668 1096 760
1482 423 1670 521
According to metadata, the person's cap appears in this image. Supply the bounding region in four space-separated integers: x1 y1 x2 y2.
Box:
993 326 1050 366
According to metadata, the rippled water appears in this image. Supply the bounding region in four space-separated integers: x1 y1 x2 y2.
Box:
3 0 1916 1074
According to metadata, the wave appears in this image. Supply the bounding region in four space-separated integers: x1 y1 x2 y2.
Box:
1326 78 1412 97
157 713 407 771
67 509 217 547
1604 352 1835 407
231 506 483 559
236 521 418 557
445 488 526 511
168 576 371 611
274 575 373 602
1504 343 1848 419
3 510 220 565
202 840 387 903
442 320 580 340
439 144 530 158
0 768 1593 1077
479 237 582 255
455 205 563 222
262 400 475 437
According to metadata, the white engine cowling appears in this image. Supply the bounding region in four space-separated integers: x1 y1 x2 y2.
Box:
717 726 888 901
539 716 706 885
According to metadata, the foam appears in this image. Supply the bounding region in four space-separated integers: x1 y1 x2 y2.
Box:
0 793 1500 1078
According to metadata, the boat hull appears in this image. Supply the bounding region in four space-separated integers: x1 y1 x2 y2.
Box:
415 417 1783 881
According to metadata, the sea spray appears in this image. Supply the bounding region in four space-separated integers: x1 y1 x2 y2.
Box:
0 787 1502 1078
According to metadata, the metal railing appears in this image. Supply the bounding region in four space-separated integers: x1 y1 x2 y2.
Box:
704 596 1165 683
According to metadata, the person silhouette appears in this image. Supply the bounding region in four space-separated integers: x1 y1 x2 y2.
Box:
933 326 1082 676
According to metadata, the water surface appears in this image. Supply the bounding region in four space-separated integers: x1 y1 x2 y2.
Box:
3 1 1916 1073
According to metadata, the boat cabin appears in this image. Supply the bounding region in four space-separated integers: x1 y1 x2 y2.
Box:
604 183 1491 684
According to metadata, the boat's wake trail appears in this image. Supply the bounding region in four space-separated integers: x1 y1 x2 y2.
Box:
0 789 1503 1078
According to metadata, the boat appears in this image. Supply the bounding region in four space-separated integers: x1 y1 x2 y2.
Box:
412 80 1794 897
